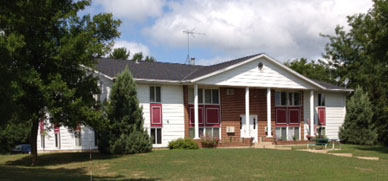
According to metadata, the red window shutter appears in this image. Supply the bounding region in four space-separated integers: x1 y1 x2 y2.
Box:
289 109 300 124
54 124 60 134
151 104 163 127
318 107 326 125
276 109 287 124
206 107 219 124
39 120 45 133
189 106 203 124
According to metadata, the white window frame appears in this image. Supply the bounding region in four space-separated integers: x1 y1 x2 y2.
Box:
150 86 161 103
189 88 220 105
151 128 162 144
189 127 220 139
75 130 82 146
40 135 45 148
275 91 302 107
318 93 325 107
55 133 61 149
276 126 301 141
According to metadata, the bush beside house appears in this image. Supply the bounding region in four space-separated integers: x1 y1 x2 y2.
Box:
168 138 199 150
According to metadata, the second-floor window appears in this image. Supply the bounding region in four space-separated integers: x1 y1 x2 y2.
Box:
189 88 219 104
150 86 161 103
275 92 301 106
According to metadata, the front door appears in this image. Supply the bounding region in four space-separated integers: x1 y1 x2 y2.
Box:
240 115 258 143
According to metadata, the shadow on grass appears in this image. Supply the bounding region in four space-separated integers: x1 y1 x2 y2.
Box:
5 152 118 166
353 145 388 154
0 165 160 181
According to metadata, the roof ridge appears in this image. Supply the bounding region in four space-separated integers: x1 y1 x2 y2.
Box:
207 53 263 67
98 57 204 67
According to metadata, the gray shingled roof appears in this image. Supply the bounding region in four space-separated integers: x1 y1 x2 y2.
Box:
311 79 349 90
96 53 261 81
95 54 349 91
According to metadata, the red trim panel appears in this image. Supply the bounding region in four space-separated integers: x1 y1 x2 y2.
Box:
276 107 301 126
289 109 300 124
189 105 220 128
205 107 220 124
276 108 287 124
151 104 163 127
39 120 45 133
189 106 204 124
54 124 60 134
318 107 326 125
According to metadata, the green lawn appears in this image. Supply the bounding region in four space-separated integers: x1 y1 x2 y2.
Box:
1 145 388 180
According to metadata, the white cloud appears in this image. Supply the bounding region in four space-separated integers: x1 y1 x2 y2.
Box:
113 40 150 59
144 0 373 61
93 0 165 22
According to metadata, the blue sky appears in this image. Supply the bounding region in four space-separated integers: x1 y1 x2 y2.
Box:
82 0 372 65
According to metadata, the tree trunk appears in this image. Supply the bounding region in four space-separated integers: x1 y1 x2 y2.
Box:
30 119 39 166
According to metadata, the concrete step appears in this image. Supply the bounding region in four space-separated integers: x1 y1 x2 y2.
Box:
328 153 353 157
356 156 379 160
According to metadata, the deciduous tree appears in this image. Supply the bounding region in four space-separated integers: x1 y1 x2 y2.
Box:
0 0 121 164
323 0 388 145
109 47 130 60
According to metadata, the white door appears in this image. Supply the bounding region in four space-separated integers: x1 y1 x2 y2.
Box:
240 115 258 143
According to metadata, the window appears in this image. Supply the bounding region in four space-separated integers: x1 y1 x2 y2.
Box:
276 127 287 141
275 92 288 106
275 92 301 106
212 90 219 104
41 135 45 148
318 127 326 136
55 133 61 148
151 128 162 144
276 127 299 141
75 130 82 146
205 89 212 103
54 125 61 148
318 93 325 106
287 127 299 141
189 128 219 139
94 131 98 146
288 93 301 106
189 88 219 104
150 86 161 103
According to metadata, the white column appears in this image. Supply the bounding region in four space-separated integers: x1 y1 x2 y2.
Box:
310 90 315 136
267 88 272 137
194 84 199 139
245 87 250 138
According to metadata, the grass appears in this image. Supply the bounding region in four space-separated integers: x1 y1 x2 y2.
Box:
0 145 387 180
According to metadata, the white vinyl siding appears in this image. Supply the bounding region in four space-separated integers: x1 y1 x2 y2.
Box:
37 124 97 152
197 57 316 89
137 84 185 148
303 91 346 140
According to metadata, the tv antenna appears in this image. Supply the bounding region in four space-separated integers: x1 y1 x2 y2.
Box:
183 28 205 64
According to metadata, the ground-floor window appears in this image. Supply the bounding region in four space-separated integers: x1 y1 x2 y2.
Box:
75 131 82 146
276 127 299 141
41 135 45 148
317 126 326 136
55 133 61 148
189 127 219 139
94 131 98 146
151 128 162 144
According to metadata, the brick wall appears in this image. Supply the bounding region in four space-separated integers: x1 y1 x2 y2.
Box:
220 88 276 143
